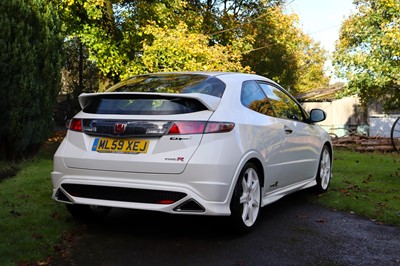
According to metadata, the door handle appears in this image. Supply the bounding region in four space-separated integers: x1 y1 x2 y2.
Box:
284 125 293 134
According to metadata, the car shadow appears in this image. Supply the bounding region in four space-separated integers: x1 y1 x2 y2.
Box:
54 189 335 266
80 188 316 238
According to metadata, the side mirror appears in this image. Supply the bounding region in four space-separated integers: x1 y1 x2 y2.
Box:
309 109 326 123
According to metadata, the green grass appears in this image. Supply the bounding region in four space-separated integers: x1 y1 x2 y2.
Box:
0 143 399 265
312 148 400 226
0 142 76 266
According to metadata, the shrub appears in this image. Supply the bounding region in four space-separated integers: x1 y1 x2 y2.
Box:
0 0 63 160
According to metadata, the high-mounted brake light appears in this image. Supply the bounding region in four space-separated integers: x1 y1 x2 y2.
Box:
68 119 82 132
167 121 234 135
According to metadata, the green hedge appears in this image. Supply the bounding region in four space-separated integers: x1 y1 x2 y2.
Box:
0 0 63 161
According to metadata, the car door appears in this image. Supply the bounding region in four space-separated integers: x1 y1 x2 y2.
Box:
257 82 322 186
240 81 285 192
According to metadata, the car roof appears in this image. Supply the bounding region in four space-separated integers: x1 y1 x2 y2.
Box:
119 71 274 81
148 71 273 80
105 72 275 93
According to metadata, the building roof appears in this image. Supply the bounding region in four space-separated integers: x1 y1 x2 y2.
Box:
296 86 344 102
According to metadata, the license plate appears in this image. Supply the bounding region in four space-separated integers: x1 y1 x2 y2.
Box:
92 138 149 154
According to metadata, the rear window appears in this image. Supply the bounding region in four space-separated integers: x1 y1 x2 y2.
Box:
107 74 226 98
83 94 208 115
83 74 225 115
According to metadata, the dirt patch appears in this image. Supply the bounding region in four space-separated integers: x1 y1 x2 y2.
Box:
0 164 19 182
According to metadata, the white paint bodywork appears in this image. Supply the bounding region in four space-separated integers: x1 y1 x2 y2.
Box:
52 72 331 216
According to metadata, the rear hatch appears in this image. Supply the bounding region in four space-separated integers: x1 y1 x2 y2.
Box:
61 74 227 174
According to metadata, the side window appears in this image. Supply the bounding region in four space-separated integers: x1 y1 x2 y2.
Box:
241 81 275 116
258 83 304 121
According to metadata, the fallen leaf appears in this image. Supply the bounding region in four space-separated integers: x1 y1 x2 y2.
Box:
37 256 51 266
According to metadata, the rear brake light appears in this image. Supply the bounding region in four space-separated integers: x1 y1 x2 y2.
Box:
68 119 82 132
168 121 206 135
167 121 234 135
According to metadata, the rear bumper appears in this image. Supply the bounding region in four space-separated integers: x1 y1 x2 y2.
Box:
52 130 245 216
51 162 235 216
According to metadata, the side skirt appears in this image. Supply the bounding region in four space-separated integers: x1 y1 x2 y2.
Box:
261 178 317 207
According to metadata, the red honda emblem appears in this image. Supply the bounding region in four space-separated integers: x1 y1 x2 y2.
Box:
114 123 127 134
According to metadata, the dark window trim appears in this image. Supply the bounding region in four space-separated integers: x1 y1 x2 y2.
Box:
240 80 276 117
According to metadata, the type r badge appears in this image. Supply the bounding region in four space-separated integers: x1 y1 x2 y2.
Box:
165 157 185 162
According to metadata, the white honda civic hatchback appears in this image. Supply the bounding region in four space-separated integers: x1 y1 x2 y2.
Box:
52 72 332 231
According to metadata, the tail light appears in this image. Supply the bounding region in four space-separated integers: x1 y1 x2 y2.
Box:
68 119 82 132
69 119 234 135
167 121 234 135
167 121 206 135
205 122 235 133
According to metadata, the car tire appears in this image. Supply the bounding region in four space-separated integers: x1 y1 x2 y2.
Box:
315 145 332 193
66 204 111 222
230 162 262 233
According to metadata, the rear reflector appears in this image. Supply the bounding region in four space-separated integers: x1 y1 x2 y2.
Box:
157 199 176 204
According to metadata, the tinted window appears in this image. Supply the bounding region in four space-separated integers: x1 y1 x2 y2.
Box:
108 74 226 98
258 83 304 121
83 94 207 115
241 81 275 116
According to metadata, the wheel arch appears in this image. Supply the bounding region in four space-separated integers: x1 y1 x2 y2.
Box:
324 141 333 166
228 155 264 231
313 141 334 195
226 151 266 206
318 141 333 179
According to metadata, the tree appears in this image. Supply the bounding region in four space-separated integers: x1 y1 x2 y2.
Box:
242 6 329 93
59 0 190 89
59 0 257 86
333 0 400 111
0 0 63 160
59 0 328 92
59 0 123 89
62 37 99 114
120 22 250 80
186 0 285 45
296 35 329 92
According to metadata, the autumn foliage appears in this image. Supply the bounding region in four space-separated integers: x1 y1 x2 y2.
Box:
58 0 329 93
334 0 400 111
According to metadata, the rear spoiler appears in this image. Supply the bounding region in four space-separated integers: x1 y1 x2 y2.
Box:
78 92 221 111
